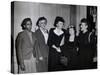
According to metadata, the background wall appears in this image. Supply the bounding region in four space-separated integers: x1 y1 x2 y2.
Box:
12 1 86 73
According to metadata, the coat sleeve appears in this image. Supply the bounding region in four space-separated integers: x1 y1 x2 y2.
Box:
89 32 97 57
15 33 24 65
33 36 42 60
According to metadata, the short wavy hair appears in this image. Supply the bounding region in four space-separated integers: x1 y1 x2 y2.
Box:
54 16 65 27
81 18 89 26
21 18 32 30
36 17 47 27
80 18 90 31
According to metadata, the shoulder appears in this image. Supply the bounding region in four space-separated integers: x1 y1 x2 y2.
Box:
17 31 25 38
15 31 25 42
35 29 40 32
48 28 55 35
62 29 67 33
31 31 37 40
61 29 67 36
35 29 42 37
49 28 55 32
62 28 66 31
50 28 55 30
85 31 90 38
35 29 41 34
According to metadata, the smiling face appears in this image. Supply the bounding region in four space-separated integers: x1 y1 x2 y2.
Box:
56 21 64 29
38 19 47 29
25 21 32 31
80 22 88 32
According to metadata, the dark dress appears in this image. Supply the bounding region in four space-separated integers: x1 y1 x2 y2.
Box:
47 28 66 71
78 31 94 69
61 35 78 70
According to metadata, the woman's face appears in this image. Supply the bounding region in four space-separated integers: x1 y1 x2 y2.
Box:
56 21 64 29
39 19 47 29
69 28 75 35
25 21 32 31
80 22 88 32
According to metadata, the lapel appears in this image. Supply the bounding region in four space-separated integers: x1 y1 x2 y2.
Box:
38 29 45 44
31 32 36 45
24 30 33 46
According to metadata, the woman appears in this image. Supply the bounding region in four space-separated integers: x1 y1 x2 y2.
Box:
78 18 94 69
61 25 78 70
47 16 67 71
15 18 40 73
35 17 49 72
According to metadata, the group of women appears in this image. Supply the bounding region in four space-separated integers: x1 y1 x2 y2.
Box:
15 16 97 73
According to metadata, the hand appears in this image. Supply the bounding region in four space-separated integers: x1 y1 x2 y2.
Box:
76 48 79 52
35 57 43 64
56 47 61 53
20 63 25 71
93 57 97 62
39 57 43 61
52 45 61 53
60 56 68 66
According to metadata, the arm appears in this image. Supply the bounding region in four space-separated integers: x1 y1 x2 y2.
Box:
52 45 61 53
48 29 61 52
34 38 43 61
15 33 25 71
15 33 24 65
89 33 97 62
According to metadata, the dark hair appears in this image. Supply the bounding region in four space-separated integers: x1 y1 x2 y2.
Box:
81 18 89 26
21 18 32 30
54 16 65 27
36 17 47 27
66 25 76 42
67 25 76 36
80 18 90 31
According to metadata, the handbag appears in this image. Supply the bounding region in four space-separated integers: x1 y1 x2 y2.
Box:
59 35 68 66
60 56 68 66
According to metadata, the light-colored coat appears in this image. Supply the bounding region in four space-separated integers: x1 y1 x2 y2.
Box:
15 30 41 65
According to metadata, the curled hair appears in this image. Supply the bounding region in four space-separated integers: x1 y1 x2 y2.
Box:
54 16 65 27
36 17 47 27
67 25 76 35
80 18 90 31
21 18 32 30
80 18 89 27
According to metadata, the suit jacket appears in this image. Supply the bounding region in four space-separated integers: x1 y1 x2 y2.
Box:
15 30 41 65
35 29 49 58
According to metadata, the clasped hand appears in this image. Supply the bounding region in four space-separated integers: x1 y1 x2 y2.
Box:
52 45 61 53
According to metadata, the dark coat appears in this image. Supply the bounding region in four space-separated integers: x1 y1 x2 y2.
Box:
35 29 49 72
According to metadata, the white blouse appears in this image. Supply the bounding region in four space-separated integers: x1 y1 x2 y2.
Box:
40 28 48 44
